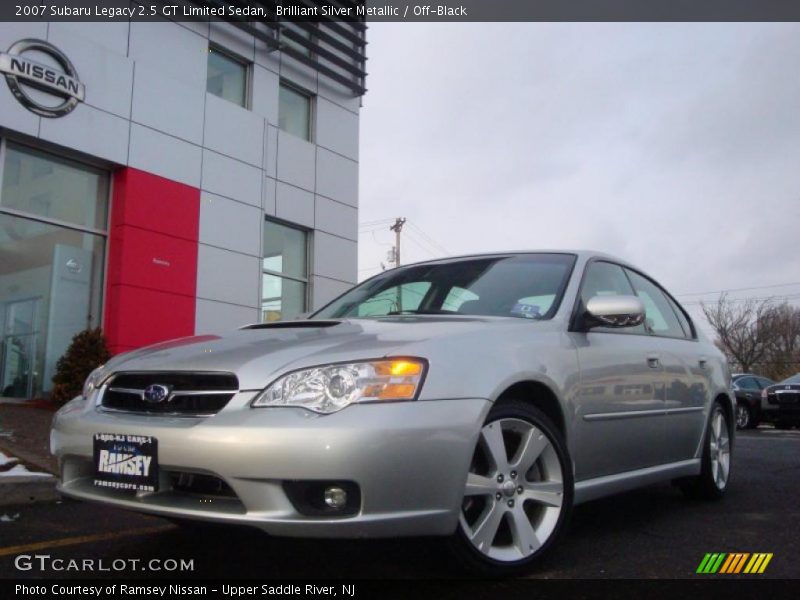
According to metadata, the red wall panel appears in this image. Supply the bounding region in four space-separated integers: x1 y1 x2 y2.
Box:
104 168 199 354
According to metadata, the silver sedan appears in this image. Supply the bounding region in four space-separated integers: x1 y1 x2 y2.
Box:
51 251 734 575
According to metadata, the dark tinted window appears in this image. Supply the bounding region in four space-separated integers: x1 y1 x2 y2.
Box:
780 374 800 385
755 377 774 389
313 254 576 320
736 377 759 390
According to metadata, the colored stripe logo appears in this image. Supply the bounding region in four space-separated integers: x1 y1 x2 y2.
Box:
696 553 773 574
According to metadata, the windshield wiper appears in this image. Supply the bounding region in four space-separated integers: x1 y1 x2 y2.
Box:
385 309 460 316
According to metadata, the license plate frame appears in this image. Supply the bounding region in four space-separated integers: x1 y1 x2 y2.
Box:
93 433 159 492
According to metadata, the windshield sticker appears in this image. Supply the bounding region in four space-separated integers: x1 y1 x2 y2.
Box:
511 303 542 319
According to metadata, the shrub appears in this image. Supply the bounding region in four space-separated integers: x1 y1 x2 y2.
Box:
51 328 111 403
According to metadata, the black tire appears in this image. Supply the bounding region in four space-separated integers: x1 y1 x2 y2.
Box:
680 401 732 500
447 400 573 577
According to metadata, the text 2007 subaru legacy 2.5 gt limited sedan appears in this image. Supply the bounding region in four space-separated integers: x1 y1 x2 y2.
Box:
51 251 734 575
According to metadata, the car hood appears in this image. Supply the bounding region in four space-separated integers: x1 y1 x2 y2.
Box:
102 316 540 390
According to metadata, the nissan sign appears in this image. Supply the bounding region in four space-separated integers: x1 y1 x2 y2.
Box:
0 39 85 118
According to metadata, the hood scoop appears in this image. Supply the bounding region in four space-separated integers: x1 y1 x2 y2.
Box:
241 320 342 330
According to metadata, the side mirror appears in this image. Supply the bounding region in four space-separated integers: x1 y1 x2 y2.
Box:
584 295 646 329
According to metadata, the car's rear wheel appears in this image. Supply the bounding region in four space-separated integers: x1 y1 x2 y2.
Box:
448 401 573 576
680 401 731 500
735 403 752 430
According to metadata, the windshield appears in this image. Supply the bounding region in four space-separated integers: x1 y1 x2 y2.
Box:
781 374 800 385
312 253 576 320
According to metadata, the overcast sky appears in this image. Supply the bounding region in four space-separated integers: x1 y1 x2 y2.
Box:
356 23 800 336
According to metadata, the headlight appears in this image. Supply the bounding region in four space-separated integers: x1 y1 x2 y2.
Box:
251 358 427 414
82 365 107 400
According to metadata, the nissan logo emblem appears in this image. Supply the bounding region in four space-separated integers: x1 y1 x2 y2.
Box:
143 384 171 404
0 39 85 118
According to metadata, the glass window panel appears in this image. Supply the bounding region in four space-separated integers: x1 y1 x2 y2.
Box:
2 145 108 230
283 23 313 58
316 254 575 320
667 294 693 338
442 287 479 312
279 83 311 141
737 377 758 390
0 213 105 398
261 274 306 322
626 270 687 339
263 220 307 280
357 282 431 316
207 48 247 107
579 261 645 335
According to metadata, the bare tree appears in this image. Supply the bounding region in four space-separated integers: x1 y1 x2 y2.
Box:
762 303 800 380
701 293 777 373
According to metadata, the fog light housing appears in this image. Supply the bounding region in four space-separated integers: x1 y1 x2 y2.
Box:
323 486 347 509
283 480 361 517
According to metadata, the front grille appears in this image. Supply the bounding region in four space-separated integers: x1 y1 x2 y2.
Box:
771 391 800 405
101 372 238 416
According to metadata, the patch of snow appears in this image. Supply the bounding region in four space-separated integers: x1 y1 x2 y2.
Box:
0 451 53 478
0 451 15 467
1 513 20 522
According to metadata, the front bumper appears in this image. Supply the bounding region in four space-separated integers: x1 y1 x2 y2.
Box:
51 393 490 538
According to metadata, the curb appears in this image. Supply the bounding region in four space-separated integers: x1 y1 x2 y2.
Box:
0 475 59 507
0 440 60 507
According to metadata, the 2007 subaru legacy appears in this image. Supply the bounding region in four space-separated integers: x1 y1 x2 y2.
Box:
51 251 734 575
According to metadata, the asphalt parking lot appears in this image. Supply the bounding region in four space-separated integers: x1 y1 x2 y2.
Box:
0 428 798 580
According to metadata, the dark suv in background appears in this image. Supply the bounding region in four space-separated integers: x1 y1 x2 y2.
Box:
732 373 775 429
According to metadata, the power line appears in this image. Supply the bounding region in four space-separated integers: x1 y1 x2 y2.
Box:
359 224 393 233
675 281 800 297
682 293 800 306
407 221 451 256
359 218 394 227
370 230 392 246
403 230 439 258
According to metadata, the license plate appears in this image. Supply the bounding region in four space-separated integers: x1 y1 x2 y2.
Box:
93 433 159 492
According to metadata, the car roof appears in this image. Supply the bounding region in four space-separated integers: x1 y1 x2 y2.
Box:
390 250 640 270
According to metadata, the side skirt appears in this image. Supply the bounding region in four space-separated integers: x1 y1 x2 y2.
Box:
573 459 701 505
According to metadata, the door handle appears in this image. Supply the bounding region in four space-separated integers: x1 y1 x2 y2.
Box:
647 355 660 369
698 357 708 369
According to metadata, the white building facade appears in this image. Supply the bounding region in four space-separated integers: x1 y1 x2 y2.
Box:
0 12 365 399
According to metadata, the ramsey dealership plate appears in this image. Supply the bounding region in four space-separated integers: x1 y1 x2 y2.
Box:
93 433 159 492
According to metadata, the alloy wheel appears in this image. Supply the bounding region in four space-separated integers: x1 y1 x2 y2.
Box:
735 404 750 429
458 418 564 563
709 409 731 490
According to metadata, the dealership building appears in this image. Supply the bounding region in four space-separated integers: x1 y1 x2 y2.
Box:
0 13 366 399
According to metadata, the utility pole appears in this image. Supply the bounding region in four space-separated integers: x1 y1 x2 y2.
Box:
389 217 406 266
389 217 406 312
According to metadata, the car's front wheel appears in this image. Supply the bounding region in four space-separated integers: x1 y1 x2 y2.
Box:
449 400 573 576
